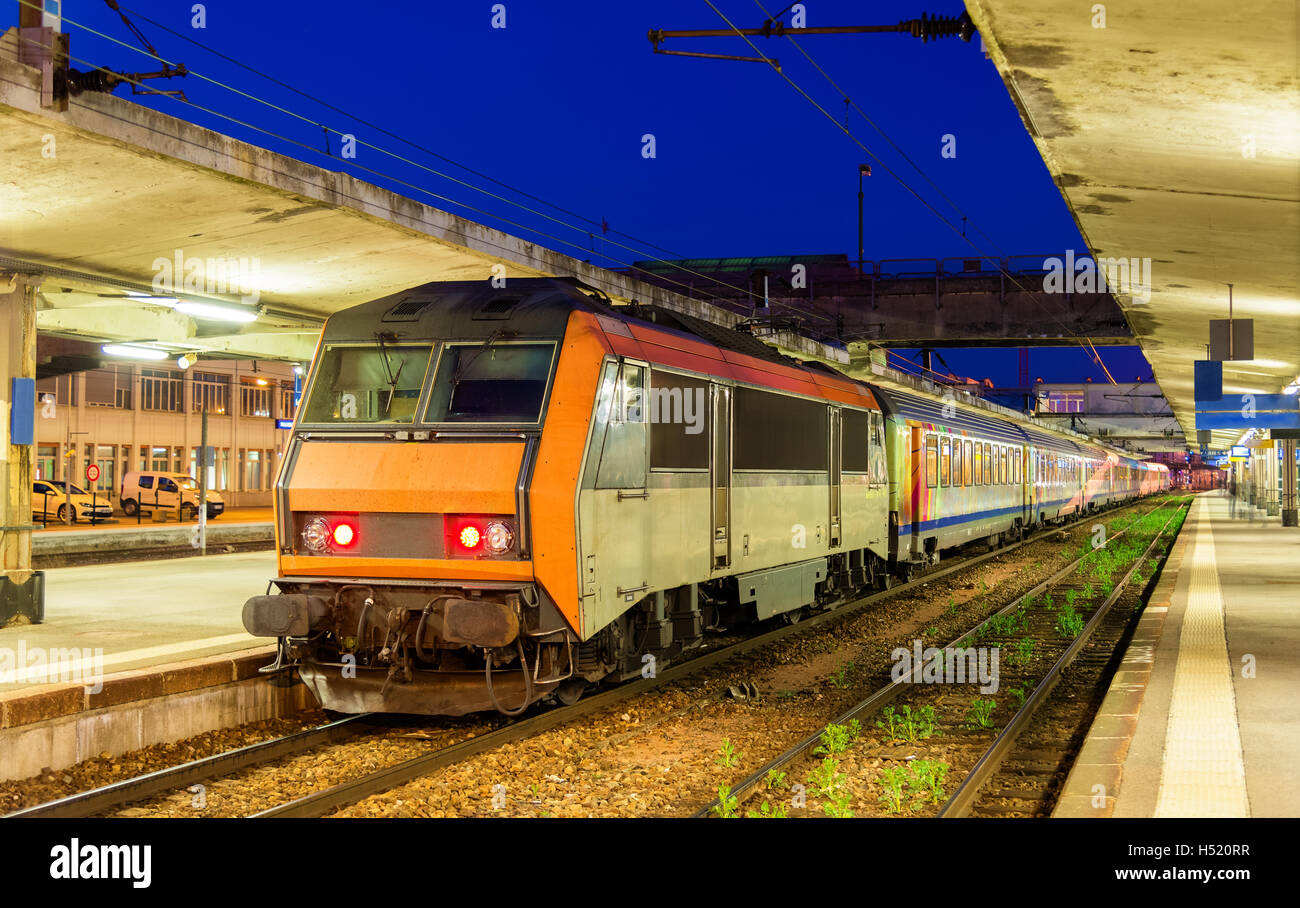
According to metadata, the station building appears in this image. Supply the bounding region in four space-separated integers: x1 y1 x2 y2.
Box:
33 358 298 509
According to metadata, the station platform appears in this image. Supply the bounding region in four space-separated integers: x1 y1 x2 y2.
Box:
1 551 272 692
1056 490 1300 818
33 506 274 533
31 510 274 568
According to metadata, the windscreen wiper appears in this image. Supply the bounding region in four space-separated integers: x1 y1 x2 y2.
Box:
451 329 513 390
374 332 404 417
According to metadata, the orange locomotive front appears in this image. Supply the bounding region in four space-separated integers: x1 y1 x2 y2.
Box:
244 279 620 715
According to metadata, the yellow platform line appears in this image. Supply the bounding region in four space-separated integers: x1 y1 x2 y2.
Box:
1153 498 1249 817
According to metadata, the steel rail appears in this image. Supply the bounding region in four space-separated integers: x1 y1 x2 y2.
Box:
258 498 1169 818
5 713 373 818
692 497 1186 817
937 503 1186 817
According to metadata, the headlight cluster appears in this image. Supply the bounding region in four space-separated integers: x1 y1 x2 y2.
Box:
300 516 359 553
450 516 516 556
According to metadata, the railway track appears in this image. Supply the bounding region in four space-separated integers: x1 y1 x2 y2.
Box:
7 498 1174 819
692 497 1188 818
4 714 372 818
939 503 1186 818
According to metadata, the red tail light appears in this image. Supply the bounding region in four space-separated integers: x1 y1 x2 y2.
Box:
458 525 481 549
332 521 357 547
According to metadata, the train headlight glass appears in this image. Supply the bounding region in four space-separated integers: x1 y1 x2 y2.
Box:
484 521 514 554
302 517 331 552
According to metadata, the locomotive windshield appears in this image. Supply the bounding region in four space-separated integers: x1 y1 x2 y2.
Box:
425 342 555 424
301 343 432 424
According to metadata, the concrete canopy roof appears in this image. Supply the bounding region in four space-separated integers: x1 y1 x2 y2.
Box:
967 0 1300 448
0 50 838 366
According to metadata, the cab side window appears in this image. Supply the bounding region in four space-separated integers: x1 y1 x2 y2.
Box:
868 411 888 486
159 478 178 493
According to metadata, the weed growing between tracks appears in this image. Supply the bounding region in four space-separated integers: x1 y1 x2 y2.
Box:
742 498 1190 820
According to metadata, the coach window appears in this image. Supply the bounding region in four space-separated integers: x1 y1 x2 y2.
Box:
963 440 973 485
940 437 951 487
842 409 869 474
952 438 963 487
972 442 982 485
925 435 938 487
733 387 827 471
1000 447 1008 485
649 370 710 470
1015 450 1022 484
982 443 992 484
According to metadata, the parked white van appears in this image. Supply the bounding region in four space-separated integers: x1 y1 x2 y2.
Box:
120 472 225 520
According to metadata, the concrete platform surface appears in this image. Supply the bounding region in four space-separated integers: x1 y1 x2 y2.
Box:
1056 491 1300 818
1 552 274 692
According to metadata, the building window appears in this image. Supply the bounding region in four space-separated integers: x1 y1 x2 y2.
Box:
84 365 133 409
242 448 262 490
240 379 273 418
36 445 57 481
192 372 230 414
279 383 297 421
91 445 116 495
1043 391 1084 414
34 374 77 408
148 446 170 472
141 368 184 412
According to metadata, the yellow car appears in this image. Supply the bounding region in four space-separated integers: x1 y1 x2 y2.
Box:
32 480 114 524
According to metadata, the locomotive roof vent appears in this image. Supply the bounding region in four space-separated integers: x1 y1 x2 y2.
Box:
382 297 435 322
472 294 524 320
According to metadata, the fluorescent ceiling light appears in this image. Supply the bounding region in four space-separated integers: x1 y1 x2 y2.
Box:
102 344 168 360
173 300 258 323
124 293 180 305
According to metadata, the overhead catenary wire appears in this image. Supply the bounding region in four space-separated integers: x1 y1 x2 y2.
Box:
7 32 765 316
110 1 693 266
705 0 1119 384
16 0 759 303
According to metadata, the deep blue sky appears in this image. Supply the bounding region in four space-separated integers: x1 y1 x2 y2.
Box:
35 0 1150 386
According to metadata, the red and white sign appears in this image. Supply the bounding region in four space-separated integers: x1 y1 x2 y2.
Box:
85 464 100 483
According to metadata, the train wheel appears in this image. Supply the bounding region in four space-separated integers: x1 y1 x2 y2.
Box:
556 680 587 707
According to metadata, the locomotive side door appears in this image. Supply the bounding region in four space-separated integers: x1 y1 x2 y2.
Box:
710 383 732 570
828 406 842 548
